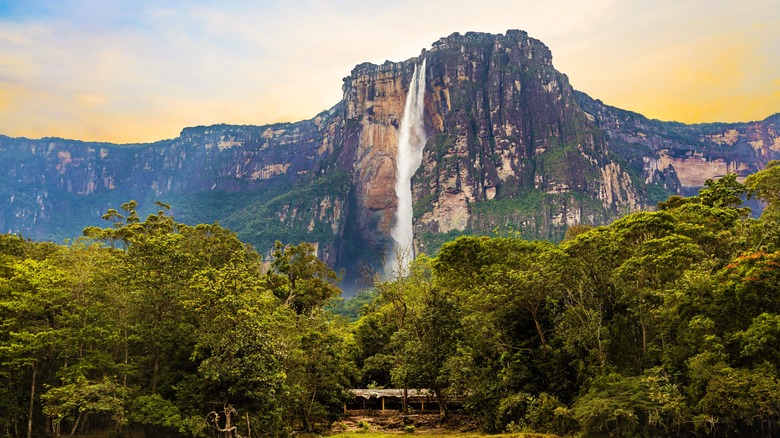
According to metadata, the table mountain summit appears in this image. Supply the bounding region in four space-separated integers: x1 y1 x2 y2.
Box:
2 30 779 290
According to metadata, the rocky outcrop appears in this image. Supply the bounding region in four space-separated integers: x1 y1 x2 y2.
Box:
339 61 413 254
1 30 779 291
0 108 348 262
337 31 691 257
575 92 780 190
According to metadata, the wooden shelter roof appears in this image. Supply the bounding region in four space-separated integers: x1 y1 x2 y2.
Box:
349 389 431 399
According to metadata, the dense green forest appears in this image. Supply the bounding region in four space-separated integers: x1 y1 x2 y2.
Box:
1 161 780 438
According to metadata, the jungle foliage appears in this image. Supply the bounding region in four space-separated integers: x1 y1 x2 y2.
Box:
352 165 780 437
1 162 780 437
1 201 352 437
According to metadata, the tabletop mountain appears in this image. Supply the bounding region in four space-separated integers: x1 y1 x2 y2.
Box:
2 30 779 290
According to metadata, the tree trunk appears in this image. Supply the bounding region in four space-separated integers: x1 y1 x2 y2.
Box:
300 407 311 433
210 405 238 438
529 304 547 347
597 325 607 368
151 350 159 393
123 325 129 388
51 417 60 437
69 412 83 437
434 388 448 420
27 362 37 438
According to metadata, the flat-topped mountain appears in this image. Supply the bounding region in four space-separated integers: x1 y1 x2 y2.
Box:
2 30 778 290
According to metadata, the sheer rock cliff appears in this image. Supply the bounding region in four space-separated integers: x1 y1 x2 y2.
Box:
2 30 779 290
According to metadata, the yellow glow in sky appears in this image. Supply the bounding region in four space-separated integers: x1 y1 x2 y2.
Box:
0 0 778 143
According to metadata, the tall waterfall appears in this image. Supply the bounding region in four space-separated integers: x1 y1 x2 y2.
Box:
387 59 427 277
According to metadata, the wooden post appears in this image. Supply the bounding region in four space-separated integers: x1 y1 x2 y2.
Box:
381 397 385 411
421 400 424 412
343 404 347 414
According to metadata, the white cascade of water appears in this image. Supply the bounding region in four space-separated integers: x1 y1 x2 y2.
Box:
387 59 427 277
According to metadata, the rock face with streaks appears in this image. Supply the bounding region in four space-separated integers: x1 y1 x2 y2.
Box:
575 92 780 190
1 30 779 291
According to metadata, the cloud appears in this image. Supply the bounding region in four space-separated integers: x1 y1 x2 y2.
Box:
557 0 780 122
0 0 778 142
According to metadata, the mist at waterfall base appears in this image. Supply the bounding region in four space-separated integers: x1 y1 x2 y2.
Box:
386 60 427 278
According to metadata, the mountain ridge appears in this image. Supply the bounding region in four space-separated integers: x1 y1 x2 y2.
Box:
2 30 779 291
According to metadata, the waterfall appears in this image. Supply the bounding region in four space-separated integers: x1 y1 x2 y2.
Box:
387 59 427 277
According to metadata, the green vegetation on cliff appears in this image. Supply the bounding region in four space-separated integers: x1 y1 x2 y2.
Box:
168 170 351 256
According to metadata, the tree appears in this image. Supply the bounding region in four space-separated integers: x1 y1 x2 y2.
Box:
735 313 780 368
694 365 780 435
387 256 459 419
266 241 341 315
83 202 257 399
185 255 293 435
351 310 396 387
614 234 705 362
126 230 195 395
372 252 429 415
745 161 780 253
572 370 686 437
129 394 205 437
480 240 567 348
559 227 622 371
563 224 594 242
745 160 780 210
433 236 577 428
286 314 354 431
0 255 72 438
713 251 780 330
698 173 747 210
42 376 127 437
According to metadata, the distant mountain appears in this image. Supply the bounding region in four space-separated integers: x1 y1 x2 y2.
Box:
2 30 779 291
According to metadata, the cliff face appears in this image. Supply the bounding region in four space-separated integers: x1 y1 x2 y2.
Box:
0 108 349 265
2 30 779 290
337 31 706 259
575 92 780 189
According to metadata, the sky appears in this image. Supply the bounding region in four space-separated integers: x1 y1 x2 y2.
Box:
0 0 778 144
